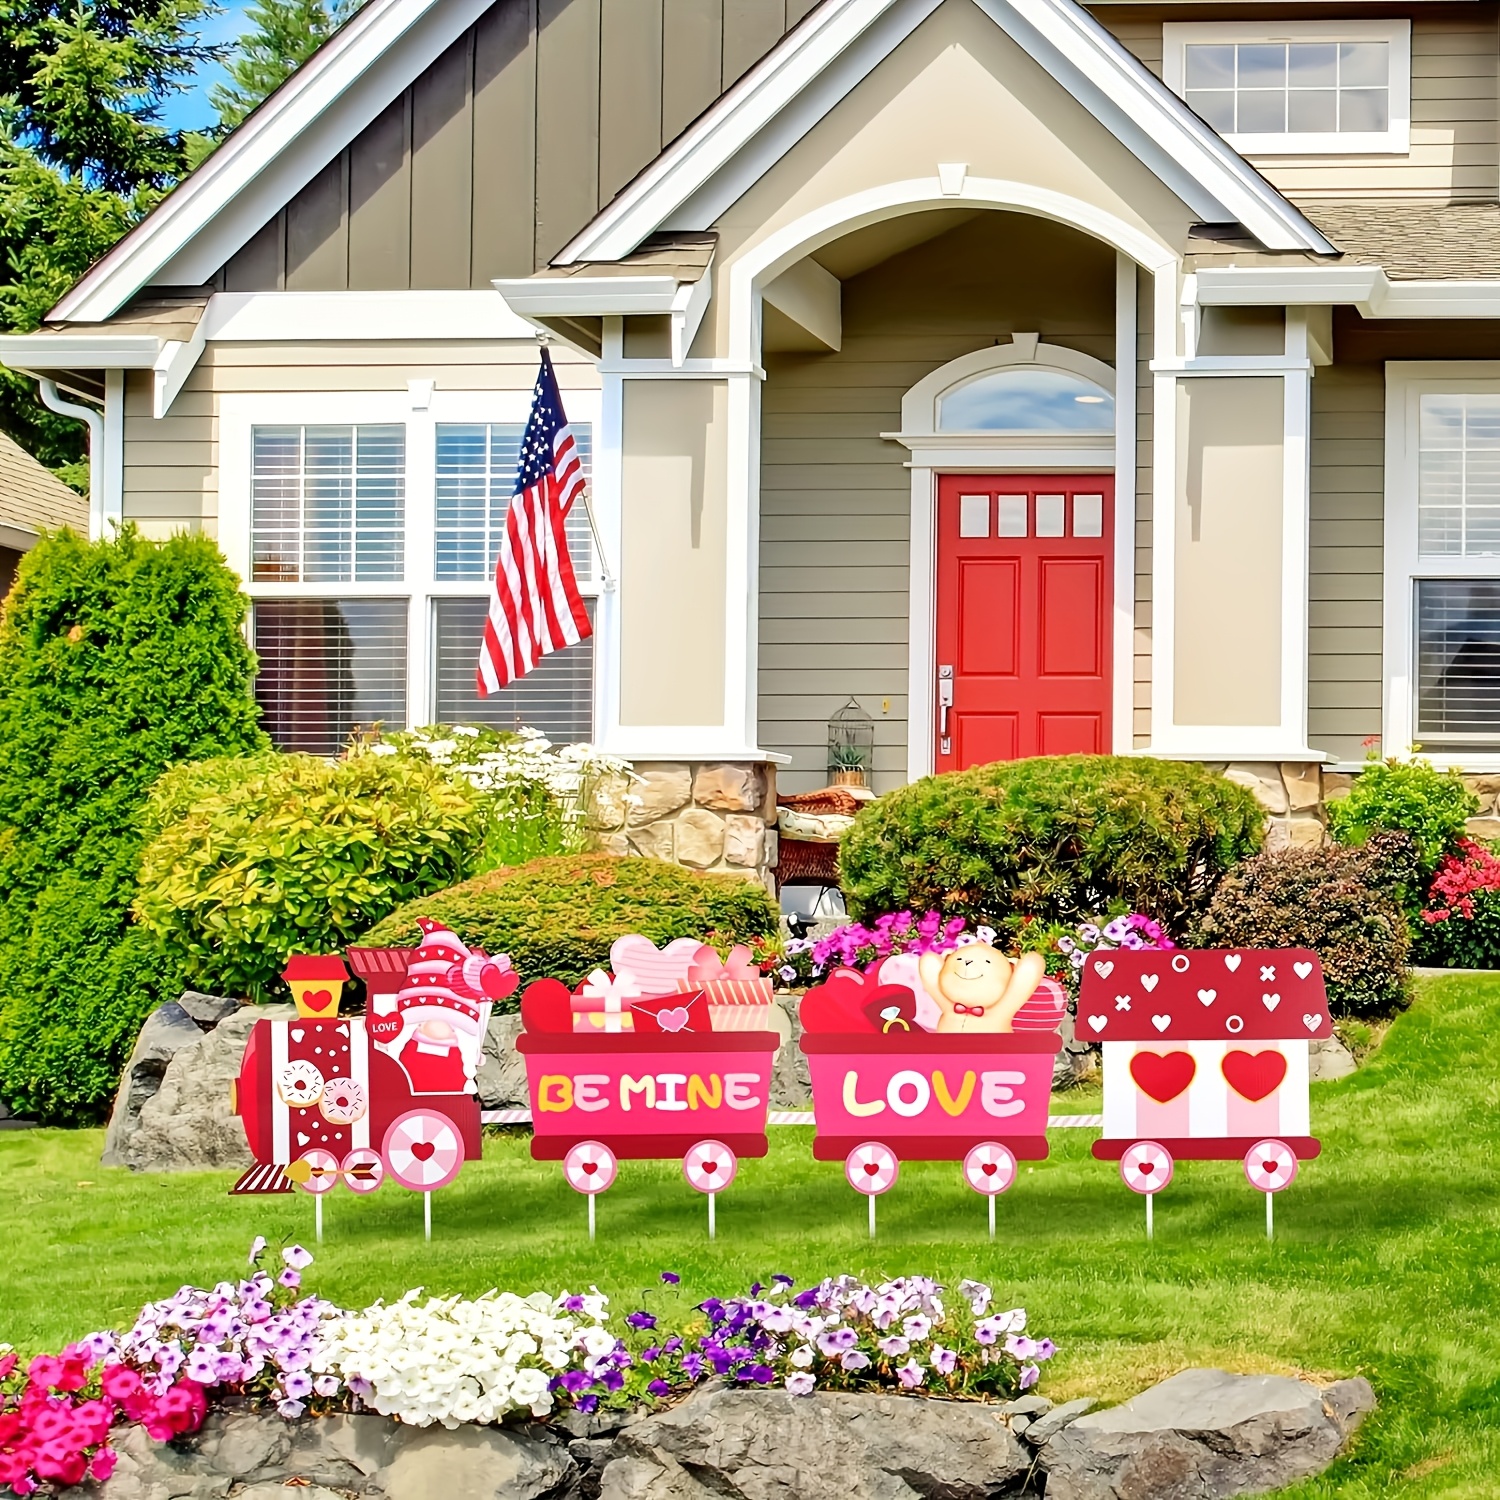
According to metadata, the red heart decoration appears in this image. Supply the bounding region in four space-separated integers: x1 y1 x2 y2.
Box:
368 1015 403 1045
863 1162 881 1176
302 989 335 1014
1129 1050 1196 1104
479 962 520 1001
521 978 575 1034
410 1141 435 1162
800 973 877 1033
582 1160 598 1175
1222 1049 1288 1103
1137 1161 1156 1176
1262 1159 1279 1174
981 1161 997 1177
700 1159 719 1174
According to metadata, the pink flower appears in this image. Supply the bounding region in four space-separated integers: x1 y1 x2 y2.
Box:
785 1372 815 1396
91 1447 119 1482
282 1245 314 1272
896 1359 925 1390
24 1356 61 1391
1019 1363 1040 1391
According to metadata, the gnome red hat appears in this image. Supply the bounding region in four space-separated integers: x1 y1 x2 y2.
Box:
394 918 484 1025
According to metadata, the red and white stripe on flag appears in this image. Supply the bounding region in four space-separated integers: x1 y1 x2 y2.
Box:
477 350 593 694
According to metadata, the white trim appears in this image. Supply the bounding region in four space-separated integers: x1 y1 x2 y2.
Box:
51 0 495 322
896 340 1117 431
0 334 159 369
560 0 1331 265
1113 253 1137 755
102 370 125 536
1197 266 1500 320
153 325 206 419
203 290 537 343
1162 19 1411 157
1383 362 1500 762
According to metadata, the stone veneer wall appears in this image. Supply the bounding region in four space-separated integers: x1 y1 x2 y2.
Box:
1219 762 1500 849
590 761 779 890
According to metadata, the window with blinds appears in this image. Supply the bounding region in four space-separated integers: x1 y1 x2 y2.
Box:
1418 395 1500 556
252 599 408 755
252 425 406 582
432 597 594 742
1416 580 1500 750
435 423 593 583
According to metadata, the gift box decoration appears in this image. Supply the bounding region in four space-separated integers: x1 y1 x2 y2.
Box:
571 968 640 1032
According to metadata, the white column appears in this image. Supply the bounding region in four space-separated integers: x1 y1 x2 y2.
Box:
1112 253 1138 754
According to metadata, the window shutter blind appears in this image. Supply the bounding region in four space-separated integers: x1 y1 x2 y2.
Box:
1416 579 1500 749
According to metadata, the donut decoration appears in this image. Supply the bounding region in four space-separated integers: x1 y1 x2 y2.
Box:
1120 1140 1174 1195
963 1141 1017 1196
844 1142 899 1196
277 1059 325 1109
341 1147 385 1194
382 1109 464 1193
564 1140 618 1195
318 1077 366 1125
682 1140 738 1194
1244 1139 1298 1193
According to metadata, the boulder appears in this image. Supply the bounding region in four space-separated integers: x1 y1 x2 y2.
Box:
89 1410 571 1500
101 1004 209 1168
477 1012 529 1109
119 1007 296 1172
178 992 243 1029
1309 1033 1357 1082
597 1384 1031 1499
770 993 811 1108
1038 1368 1375 1500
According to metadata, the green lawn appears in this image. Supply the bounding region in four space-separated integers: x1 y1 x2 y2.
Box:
3 974 1498 1497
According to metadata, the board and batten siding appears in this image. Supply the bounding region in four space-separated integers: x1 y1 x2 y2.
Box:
120 341 596 538
756 212 1117 793
1135 271 1153 747
219 0 811 292
1094 10 1499 201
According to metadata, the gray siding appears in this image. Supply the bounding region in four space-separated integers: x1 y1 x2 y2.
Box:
757 212 1117 793
219 0 810 290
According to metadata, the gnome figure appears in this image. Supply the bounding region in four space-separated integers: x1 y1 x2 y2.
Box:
379 918 517 1094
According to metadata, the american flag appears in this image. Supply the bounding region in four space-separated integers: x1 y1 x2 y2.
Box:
476 349 593 694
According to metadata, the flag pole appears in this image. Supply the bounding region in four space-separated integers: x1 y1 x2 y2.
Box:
537 330 617 592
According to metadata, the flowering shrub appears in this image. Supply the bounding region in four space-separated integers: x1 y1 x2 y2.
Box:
312 1286 616 1427
380 724 636 872
1055 913 1175 995
1417 838 1500 968
774 910 989 986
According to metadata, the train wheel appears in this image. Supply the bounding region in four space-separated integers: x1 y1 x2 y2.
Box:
1120 1140 1174 1195
383 1110 463 1192
564 1140 617 1194
1244 1139 1298 1193
962 1141 1017 1195
341 1147 385 1194
844 1142 899 1196
289 1148 339 1194
683 1140 738 1193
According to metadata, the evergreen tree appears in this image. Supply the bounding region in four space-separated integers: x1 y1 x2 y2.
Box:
211 0 365 130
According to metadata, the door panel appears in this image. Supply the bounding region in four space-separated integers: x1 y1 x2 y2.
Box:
935 476 1113 771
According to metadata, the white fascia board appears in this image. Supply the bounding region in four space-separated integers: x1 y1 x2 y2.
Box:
0 333 160 368
493 276 685 317
49 0 492 324
152 325 206 419
1197 266 1500 318
202 290 537 342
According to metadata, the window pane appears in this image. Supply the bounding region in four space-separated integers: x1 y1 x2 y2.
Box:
434 421 593 582
251 424 405 583
1073 494 1104 538
1237 44 1287 88
1035 495 1066 537
1288 43 1337 86
939 368 1114 432
1417 580 1500 749
1237 89 1287 133
1339 88 1388 133
997 495 1028 537
1185 44 1234 88
1289 89 1336 133
252 599 408 755
958 494 989 537
432 597 595 742
1419 395 1500 557
1339 41 1388 87
1187 90 1236 132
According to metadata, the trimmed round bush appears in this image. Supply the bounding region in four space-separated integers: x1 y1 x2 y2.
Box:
839 755 1264 934
361 854 780 993
1327 758 1478 873
1196 834 1413 1018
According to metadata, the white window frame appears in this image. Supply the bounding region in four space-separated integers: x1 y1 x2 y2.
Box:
1384 362 1500 770
219 386 604 744
1163 19 1411 156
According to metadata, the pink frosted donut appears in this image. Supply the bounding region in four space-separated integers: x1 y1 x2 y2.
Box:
277 1059 324 1108
318 1077 366 1125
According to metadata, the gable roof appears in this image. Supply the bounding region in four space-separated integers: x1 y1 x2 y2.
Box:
557 0 1333 263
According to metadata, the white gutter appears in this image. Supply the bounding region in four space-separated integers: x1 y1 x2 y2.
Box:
1196 265 1500 318
36 379 105 541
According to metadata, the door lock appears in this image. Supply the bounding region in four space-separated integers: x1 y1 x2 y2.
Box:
938 664 954 755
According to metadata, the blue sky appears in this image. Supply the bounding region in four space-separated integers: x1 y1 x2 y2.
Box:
158 1 256 135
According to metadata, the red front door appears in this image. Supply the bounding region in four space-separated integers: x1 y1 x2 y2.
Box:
934 475 1113 771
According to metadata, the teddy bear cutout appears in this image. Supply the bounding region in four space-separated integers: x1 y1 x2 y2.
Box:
917 945 1049 1034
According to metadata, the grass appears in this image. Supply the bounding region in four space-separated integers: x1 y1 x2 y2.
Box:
2 973 1499 1497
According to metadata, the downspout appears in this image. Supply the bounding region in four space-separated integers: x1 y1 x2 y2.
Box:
37 377 105 541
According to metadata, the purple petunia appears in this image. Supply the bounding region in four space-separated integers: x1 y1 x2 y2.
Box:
660 1272 680 1285
626 1311 657 1331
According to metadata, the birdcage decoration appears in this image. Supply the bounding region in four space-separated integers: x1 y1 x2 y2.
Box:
827 697 874 789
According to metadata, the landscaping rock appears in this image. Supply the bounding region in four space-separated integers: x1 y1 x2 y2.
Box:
628 765 691 826
477 1012 529 1110
770 993 811 1107
118 1007 295 1172
1309 1033 1358 1082
1023 1396 1095 1445
596 1384 1031 1498
1039 1368 1375 1500
177 992 243 1029
102 1003 209 1168
1224 764 1289 816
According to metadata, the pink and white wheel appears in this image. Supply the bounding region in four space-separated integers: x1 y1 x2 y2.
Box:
341 1147 385 1194
1244 1139 1298 1193
845 1142 899 1196
963 1142 1017 1196
683 1140 738 1194
564 1140 617 1195
383 1110 463 1192
294 1148 339 1195
1120 1140 1174 1195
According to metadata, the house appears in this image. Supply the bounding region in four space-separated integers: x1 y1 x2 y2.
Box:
0 431 88 598
3 0 1500 871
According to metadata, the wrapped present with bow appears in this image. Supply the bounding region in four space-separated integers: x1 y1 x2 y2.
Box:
675 945 775 1030
570 969 642 1032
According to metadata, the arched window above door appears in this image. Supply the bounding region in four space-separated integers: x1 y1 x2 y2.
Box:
937 366 1115 433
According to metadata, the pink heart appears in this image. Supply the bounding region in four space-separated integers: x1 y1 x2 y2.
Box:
655 1006 691 1034
610 935 709 994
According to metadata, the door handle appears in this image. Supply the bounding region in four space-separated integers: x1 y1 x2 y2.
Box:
938 664 955 739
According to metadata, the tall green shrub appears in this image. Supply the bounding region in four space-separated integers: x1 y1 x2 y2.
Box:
1327 757 1478 873
134 749 485 1002
839 755 1265 933
0 527 267 1122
